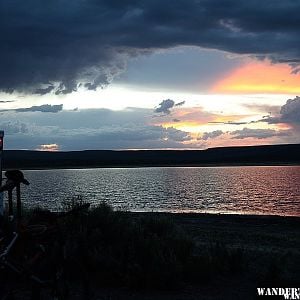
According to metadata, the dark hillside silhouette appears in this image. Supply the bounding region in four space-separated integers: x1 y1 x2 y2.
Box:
3 143 300 169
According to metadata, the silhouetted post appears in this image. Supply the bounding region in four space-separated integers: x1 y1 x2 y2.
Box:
8 189 13 218
16 183 22 220
0 170 29 221
0 130 4 216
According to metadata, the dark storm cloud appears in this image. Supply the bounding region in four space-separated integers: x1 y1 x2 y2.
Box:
0 104 63 113
2 0 300 94
230 128 291 140
34 85 55 96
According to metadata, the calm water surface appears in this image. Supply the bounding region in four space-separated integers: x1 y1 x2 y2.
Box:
4 166 300 216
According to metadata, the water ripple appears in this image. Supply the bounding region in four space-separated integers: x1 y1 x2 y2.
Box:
3 166 300 216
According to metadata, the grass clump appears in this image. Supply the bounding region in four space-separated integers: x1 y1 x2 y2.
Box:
10 200 251 294
62 201 194 289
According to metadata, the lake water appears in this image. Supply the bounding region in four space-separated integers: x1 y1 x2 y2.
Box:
3 166 300 216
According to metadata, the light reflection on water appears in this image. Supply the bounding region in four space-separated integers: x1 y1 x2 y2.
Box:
4 166 300 216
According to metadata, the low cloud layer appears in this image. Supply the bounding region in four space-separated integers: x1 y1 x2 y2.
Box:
243 103 280 115
262 96 300 125
2 0 300 94
154 99 185 115
230 128 291 140
0 104 63 113
154 99 175 115
0 108 192 150
198 130 224 140
0 100 15 103
0 121 28 135
279 96 300 124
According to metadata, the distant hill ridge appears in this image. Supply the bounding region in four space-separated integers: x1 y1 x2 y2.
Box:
2 143 300 169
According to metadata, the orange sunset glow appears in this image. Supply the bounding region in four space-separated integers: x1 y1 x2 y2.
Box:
213 60 300 94
37 144 59 151
154 111 256 134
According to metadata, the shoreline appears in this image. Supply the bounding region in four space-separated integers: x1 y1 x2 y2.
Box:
128 210 300 220
6 203 300 299
44 205 300 219
15 162 300 171
75 207 300 298
37 204 300 219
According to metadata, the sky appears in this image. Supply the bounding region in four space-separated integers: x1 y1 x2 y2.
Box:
0 0 300 151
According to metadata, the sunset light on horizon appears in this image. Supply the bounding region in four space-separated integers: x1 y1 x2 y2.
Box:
1 4 299 297
213 60 300 94
0 1 300 151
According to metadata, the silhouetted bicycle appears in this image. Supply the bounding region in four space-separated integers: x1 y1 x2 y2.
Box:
0 203 90 300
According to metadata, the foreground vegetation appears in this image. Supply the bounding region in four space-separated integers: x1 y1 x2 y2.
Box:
2 200 300 299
